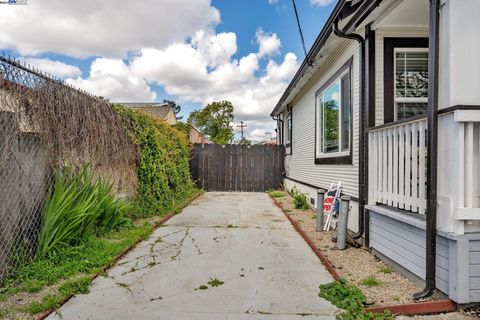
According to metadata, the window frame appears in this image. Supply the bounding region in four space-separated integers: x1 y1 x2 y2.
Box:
393 47 429 121
286 108 292 147
383 37 429 123
314 58 353 165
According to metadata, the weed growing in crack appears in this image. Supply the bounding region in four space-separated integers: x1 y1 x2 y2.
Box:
207 277 224 287
195 285 209 291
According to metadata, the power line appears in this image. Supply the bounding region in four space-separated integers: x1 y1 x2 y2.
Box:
291 0 312 66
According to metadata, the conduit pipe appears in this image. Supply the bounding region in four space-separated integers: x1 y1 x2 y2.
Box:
332 20 367 242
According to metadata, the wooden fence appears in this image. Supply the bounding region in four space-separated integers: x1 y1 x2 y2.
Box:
190 144 285 192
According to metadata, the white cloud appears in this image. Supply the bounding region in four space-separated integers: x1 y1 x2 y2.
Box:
256 28 281 58
310 0 335 7
67 29 298 138
130 31 297 124
21 58 81 78
66 58 156 102
267 0 279 4
0 0 220 58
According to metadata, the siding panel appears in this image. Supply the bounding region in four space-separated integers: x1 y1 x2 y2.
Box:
285 40 360 199
369 210 449 294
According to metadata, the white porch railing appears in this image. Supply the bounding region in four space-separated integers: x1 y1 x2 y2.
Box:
368 116 428 214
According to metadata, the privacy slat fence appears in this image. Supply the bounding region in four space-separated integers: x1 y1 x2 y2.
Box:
190 144 285 192
368 117 428 214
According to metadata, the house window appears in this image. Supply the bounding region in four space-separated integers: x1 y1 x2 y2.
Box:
394 48 428 120
286 109 292 146
316 70 351 159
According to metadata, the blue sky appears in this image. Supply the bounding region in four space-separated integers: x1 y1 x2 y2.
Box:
0 0 335 142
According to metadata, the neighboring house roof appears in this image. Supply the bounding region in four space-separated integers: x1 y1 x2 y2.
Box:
188 124 212 144
259 139 277 145
121 102 177 125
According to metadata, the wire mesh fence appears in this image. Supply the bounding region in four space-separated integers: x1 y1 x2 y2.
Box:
0 56 137 281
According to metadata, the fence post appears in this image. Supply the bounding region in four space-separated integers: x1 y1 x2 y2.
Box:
316 188 327 232
336 195 351 250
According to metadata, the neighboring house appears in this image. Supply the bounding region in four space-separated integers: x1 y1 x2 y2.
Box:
259 138 277 145
188 124 211 144
271 0 480 303
122 102 177 125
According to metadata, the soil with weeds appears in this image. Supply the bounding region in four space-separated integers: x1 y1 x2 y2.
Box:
0 191 202 320
270 190 476 319
0 217 158 320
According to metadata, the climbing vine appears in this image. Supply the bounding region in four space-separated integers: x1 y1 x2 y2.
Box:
113 105 197 217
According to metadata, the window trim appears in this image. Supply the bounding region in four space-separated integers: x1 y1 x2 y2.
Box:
314 57 353 165
384 37 429 123
286 108 292 146
285 107 292 155
393 47 429 121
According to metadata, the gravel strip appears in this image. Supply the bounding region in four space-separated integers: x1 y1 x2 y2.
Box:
272 191 477 319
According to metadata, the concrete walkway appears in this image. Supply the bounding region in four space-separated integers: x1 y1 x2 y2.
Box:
48 193 337 320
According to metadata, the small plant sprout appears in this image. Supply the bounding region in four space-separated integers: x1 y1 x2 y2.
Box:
360 276 382 287
291 187 309 210
379 266 394 274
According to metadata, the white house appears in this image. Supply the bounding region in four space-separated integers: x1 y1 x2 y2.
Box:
271 0 480 303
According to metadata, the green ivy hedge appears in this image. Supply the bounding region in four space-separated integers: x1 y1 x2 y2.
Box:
113 105 197 217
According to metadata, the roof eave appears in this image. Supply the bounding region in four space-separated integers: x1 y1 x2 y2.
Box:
270 0 348 117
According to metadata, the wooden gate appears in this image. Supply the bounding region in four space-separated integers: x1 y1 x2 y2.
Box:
190 144 285 192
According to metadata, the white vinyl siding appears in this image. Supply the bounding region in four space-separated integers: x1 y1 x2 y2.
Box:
284 39 360 198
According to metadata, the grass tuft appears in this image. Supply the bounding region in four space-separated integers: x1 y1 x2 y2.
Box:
379 266 394 274
360 276 382 287
269 190 285 198
23 276 91 314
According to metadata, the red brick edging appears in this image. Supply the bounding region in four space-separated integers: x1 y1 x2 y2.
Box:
269 195 458 316
38 193 202 320
364 300 457 316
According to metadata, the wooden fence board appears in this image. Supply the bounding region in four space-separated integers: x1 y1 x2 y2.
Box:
190 144 284 192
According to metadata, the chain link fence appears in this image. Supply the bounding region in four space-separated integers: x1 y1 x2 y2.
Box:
0 56 137 281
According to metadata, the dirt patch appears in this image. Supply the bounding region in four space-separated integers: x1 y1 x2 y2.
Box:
271 190 476 319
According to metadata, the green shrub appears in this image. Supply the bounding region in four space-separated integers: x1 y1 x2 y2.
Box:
114 105 197 217
291 187 309 210
319 279 394 320
37 164 131 256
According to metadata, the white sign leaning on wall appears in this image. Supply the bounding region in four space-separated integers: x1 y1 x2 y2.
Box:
322 182 342 231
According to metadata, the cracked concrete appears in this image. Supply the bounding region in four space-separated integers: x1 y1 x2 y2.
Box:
47 192 338 320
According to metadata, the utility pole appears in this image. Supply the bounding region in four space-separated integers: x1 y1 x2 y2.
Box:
237 121 247 139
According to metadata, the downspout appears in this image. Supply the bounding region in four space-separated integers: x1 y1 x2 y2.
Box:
332 20 367 241
271 115 284 145
414 0 440 301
